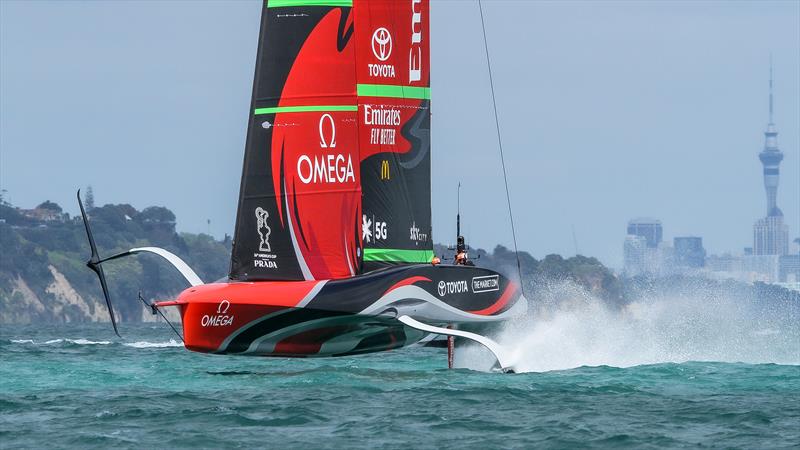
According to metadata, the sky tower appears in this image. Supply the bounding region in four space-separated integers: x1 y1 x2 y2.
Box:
753 60 789 256
758 60 784 216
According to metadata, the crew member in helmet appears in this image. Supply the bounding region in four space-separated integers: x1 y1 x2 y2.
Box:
454 236 470 265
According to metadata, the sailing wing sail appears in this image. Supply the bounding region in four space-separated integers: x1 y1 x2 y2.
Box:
355 0 433 270
231 1 361 281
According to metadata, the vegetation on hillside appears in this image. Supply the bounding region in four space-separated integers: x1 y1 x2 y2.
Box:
2 197 795 324
0 199 231 323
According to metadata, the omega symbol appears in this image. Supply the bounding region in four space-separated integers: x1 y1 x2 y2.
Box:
217 299 231 314
319 113 336 148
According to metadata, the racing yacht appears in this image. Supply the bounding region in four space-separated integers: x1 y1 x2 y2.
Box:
80 0 526 371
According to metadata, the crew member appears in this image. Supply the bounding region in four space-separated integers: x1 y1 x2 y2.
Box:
454 236 468 265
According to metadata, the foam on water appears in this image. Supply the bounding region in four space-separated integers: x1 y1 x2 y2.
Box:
8 338 176 347
9 338 112 345
123 339 183 348
457 280 800 372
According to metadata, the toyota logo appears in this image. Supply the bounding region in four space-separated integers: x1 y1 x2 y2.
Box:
437 281 446 297
371 27 392 62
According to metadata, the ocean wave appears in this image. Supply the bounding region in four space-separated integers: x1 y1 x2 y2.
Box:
9 338 111 345
123 340 183 348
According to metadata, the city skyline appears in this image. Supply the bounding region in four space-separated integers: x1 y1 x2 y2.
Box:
753 59 790 256
2 0 798 267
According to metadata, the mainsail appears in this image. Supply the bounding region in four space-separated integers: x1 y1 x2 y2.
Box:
230 0 432 282
356 0 434 270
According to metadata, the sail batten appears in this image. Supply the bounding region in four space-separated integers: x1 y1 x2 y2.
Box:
267 0 353 8
356 84 431 99
255 105 358 115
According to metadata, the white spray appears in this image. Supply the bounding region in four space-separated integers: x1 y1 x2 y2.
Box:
455 280 800 372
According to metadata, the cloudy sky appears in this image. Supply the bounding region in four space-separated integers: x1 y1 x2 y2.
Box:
1 0 798 267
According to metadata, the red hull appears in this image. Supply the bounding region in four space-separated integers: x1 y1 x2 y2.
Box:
164 264 525 357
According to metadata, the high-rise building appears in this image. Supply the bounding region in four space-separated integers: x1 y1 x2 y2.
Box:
627 218 662 248
753 62 789 256
674 237 705 268
623 234 648 274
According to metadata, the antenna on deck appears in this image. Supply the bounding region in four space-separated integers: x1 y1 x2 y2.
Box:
457 181 461 238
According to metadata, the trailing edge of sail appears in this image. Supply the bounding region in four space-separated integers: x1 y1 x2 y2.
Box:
230 0 431 282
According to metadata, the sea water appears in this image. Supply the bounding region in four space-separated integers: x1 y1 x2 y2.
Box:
2 289 798 449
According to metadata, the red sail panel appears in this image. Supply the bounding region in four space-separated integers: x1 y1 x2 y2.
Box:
272 8 361 280
230 4 361 281
354 0 433 269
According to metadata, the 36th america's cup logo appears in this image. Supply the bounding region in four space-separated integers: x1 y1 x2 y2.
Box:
255 207 271 252
371 27 392 61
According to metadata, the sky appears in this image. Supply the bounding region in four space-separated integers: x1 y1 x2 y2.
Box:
1 0 798 268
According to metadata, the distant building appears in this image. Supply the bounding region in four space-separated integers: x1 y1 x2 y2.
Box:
706 254 741 273
623 219 680 275
18 201 68 223
627 218 662 248
753 62 789 256
754 216 789 255
779 255 800 283
674 237 705 268
624 235 648 274
741 255 780 282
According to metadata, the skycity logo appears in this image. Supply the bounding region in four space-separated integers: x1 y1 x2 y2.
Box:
297 114 355 184
369 27 396 78
409 221 427 242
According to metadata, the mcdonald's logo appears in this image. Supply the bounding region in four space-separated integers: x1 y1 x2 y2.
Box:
381 160 390 180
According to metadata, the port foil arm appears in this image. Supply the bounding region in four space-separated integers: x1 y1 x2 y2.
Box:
128 247 203 287
96 247 204 287
397 315 516 373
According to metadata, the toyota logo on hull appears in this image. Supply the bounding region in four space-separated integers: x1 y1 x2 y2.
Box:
371 27 392 61
437 280 469 297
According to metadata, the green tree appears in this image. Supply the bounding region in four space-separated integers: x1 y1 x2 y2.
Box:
36 201 62 213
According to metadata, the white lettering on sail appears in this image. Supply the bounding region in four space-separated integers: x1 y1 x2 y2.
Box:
370 27 396 79
297 115 356 185
364 105 400 146
409 0 423 83
297 155 355 184
364 105 401 126
319 113 336 148
368 63 396 78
